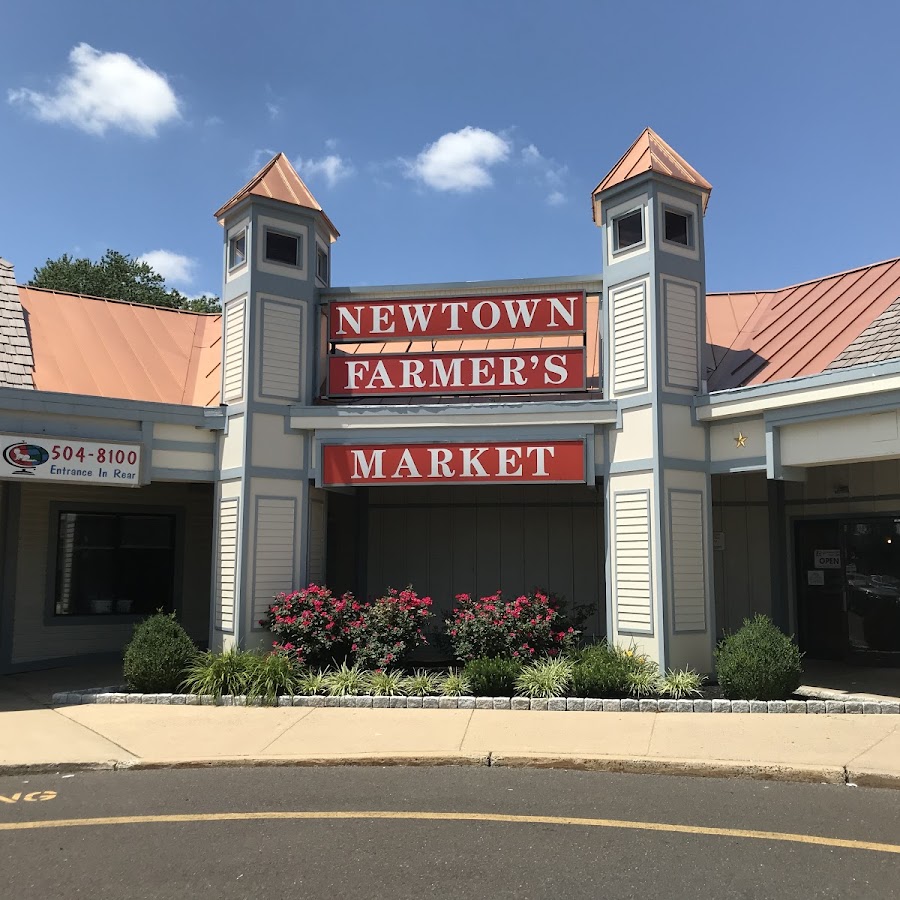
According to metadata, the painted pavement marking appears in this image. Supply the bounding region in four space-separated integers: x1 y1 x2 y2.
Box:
0 809 897 855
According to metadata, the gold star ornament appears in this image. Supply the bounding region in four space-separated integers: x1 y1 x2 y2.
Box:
735 432 747 448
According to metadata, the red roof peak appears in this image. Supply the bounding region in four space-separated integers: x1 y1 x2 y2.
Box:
592 128 711 223
214 152 339 239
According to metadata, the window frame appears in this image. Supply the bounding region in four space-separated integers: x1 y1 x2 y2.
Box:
256 215 308 280
264 227 302 268
315 243 329 285
45 502 185 627
662 206 694 249
612 209 645 253
228 229 247 271
656 192 700 261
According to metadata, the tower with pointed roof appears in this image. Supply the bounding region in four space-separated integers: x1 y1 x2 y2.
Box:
595 128 714 670
211 154 337 651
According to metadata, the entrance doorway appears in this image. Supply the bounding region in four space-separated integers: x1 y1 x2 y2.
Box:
795 516 900 661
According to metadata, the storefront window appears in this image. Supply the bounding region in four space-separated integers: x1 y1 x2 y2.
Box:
54 512 176 617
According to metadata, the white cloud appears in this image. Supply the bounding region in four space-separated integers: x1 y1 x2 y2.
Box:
138 250 196 286
324 137 339 151
521 143 568 205
406 126 511 192
296 154 355 187
8 43 180 137
266 102 280 120
249 147 277 173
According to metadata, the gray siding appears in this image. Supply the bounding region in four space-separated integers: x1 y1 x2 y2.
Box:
613 490 653 633
11 481 212 665
365 484 604 634
669 489 706 631
251 497 296 628
260 300 303 400
611 281 648 394
664 279 700 390
216 497 239 633
223 297 246 402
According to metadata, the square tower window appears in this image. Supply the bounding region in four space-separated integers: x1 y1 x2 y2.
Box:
316 245 329 283
265 229 301 266
228 230 246 270
664 209 693 247
613 209 644 252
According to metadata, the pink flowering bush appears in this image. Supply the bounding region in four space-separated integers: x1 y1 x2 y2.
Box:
446 590 579 662
263 583 433 670
350 586 433 669
262 584 357 667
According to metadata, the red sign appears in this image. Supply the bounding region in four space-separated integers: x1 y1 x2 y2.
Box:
328 348 585 397
322 441 586 485
329 291 585 341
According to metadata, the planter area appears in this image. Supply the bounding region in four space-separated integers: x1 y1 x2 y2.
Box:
50 688 900 713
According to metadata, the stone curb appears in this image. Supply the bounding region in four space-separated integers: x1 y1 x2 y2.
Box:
2 756 881 790
51 689 900 714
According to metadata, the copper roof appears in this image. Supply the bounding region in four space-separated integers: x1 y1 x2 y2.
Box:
706 257 900 390
214 152 339 239
17 286 222 407
592 128 711 223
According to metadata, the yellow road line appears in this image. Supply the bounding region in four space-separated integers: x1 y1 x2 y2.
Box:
1 810 898 854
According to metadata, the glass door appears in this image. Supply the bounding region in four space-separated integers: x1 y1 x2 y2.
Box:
794 519 846 658
843 518 900 655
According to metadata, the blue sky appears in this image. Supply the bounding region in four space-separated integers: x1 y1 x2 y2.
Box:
2 2 898 300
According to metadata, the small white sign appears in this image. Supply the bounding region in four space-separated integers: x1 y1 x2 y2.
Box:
814 549 841 569
0 434 141 487
807 570 825 586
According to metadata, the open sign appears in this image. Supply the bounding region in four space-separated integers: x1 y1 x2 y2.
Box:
814 549 841 569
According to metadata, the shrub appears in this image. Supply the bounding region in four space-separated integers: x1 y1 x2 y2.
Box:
351 586 433 669
296 668 330 696
123 611 195 693
324 663 368 696
515 658 573 698
181 647 257 697
715 615 803 700
570 642 654 698
403 669 444 697
462 657 522 696
263 584 356 668
441 670 472 696
446 590 579 662
658 667 705 700
365 669 406 696
244 652 301 703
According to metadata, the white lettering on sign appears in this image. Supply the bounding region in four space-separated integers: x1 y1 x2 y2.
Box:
328 349 585 397
814 549 841 569
0 434 141 487
330 292 585 341
323 442 586 486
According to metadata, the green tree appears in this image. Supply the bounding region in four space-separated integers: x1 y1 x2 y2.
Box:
30 250 221 313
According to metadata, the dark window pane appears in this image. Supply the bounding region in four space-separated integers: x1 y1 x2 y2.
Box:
664 210 691 246
614 210 643 250
55 512 176 616
265 230 299 266
316 247 328 281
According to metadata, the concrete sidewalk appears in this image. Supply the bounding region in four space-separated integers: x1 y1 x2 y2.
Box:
2 686 899 788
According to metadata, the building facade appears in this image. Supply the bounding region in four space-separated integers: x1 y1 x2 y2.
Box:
1 129 899 674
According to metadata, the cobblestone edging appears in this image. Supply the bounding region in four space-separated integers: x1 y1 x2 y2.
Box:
51 687 900 714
